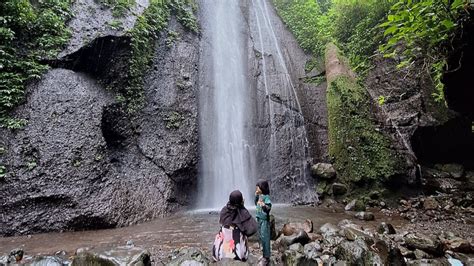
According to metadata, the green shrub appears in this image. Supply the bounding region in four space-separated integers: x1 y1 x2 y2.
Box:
379 0 468 102
98 0 136 17
123 0 170 113
0 165 6 178
272 0 392 73
122 0 197 113
0 0 72 128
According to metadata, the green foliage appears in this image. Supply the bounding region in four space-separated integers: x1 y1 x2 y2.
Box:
379 0 467 103
170 0 199 33
272 0 330 57
272 0 393 74
303 75 326 85
0 165 6 178
327 75 402 183
0 0 72 127
164 111 184 129
26 160 37 170
166 30 180 48
121 0 197 113
107 19 123 30
98 0 136 17
124 0 170 113
337 1 393 74
377 95 386 106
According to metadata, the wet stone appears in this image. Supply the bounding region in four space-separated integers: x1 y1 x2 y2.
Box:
304 242 322 260
403 233 443 256
377 222 396 235
423 197 439 210
168 247 209 266
311 163 336 179
73 246 151 266
355 212 375 221
332 183 348 195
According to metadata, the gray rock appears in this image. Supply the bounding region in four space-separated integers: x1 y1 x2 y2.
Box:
289 243 304 253
377 222 396 235
332 183 348 195
335 238 379 265
355 212 375 221
414 249 432 260
73 246 151 266
446 237 473 253
282 248 305 266
406 258 451 265
423 197 439 210
304 242 322 260
168 247 209 266
1 3 200 235
344 200 367 212
274 229 311 252
29 256 70 266
345 199 357 211
281 219 313 236
320 223 340 239
9 248 23 262
311 163 336 179
373 239 406 266
343 228 359 241
404 233 443 256
435 164 465 179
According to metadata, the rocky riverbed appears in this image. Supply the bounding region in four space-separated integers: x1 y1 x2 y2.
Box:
1 201 472 265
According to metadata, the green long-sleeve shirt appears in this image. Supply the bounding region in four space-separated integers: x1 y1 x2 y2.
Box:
255 194 272 220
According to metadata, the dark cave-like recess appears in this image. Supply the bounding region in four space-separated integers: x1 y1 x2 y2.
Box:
101 105 132 151
411 117 474 168
443 12 474 119
54 35 131 84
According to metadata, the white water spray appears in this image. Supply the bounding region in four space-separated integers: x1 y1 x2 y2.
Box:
198 0 254 209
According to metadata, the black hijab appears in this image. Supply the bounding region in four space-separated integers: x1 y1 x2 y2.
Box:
219 190 256 235
256 180 270 195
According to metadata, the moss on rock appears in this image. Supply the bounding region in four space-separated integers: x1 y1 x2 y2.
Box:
326 46 405 186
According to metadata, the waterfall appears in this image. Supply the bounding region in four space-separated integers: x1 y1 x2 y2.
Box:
251 0 317 203
198 0 318 208
198 0 254 209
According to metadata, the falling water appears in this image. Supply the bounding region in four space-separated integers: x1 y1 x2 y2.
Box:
252 0 317 203
198 0 254 209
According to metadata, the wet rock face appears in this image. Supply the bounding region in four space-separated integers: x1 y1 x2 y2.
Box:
365 56 473 185
247 0 327 204
0 2 199 235
0 69 116 235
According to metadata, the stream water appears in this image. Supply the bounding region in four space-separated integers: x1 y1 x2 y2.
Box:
0 206 406 261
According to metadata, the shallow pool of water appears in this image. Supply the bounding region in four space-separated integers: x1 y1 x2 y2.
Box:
0 206 405 260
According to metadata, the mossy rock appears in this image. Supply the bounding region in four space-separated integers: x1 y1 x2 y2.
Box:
72 254 116 266
316 180 331 196
327 75 405 185
354 199 366 212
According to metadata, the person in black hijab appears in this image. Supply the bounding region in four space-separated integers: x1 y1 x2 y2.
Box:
219 190 257 236
213 190 257 262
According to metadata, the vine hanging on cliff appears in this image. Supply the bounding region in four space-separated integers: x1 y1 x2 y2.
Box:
122 0 198 113
0 0 73 128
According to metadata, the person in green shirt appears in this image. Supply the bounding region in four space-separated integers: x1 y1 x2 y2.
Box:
255 179 272 265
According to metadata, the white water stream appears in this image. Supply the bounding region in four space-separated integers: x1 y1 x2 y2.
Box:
198 0 254 209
